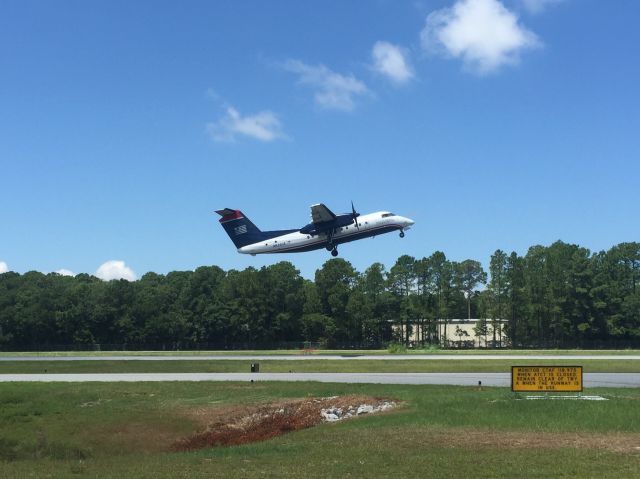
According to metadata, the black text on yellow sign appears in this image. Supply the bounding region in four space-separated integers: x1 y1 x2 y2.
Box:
511 366 583 392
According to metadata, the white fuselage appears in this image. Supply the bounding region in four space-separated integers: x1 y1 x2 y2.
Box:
238 211 414 255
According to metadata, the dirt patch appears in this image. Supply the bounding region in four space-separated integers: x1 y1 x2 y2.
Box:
172 395 396 451
179 403 263 430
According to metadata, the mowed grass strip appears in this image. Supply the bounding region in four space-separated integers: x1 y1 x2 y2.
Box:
1 358 639 373
0 382 639 478
5 438 640 479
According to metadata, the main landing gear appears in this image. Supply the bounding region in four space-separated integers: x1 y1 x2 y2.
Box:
326 244 339 256
325 229 339 256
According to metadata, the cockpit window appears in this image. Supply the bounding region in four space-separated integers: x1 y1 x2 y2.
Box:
381 213 395 218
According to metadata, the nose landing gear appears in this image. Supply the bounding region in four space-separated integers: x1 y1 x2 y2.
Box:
399 230 405 238
331 246 339 257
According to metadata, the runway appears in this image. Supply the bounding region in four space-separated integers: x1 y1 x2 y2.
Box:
1 372 639 387
2 354 639 361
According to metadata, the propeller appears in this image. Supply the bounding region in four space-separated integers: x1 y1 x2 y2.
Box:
351 200 360 230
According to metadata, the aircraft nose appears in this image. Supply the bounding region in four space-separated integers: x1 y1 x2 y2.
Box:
403 217 415 228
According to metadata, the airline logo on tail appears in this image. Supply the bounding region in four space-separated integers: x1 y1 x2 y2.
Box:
234 225 247 235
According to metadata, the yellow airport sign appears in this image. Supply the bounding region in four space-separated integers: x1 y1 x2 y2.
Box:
511 366 583 392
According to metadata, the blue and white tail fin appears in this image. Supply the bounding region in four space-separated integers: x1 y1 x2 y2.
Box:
216 208 265 249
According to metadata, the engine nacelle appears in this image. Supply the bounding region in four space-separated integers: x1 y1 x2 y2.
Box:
299 223 317 235
299 214 360 235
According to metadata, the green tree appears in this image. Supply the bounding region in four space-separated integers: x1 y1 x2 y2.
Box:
357 263 390 345
457 260 487 320
473 317 488 347
388 255 416 346
423 252 455 343
301 313 336 346
314 259 357 344
504 252 527 347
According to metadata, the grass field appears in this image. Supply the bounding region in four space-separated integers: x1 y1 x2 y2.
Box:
1 358 639 374
1 381 639 478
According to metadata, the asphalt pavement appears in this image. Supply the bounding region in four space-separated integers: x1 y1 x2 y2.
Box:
1 372 638 387
2 354 639 361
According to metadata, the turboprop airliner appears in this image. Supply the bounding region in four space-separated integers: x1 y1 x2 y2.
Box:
216 203 414 257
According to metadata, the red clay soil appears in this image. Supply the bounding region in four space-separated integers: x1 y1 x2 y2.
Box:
172 395 392 451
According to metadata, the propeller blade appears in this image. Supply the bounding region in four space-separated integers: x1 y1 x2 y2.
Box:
351 200 359 229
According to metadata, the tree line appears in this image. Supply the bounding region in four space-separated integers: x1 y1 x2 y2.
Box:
0 241 638 351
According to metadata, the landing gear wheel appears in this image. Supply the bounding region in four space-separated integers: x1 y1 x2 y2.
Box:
331 247 339 257
399 231 405 238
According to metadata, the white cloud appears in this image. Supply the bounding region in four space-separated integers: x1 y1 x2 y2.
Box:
371 41 414 85
0 261 8 274
55 269 76 277
95 260 137 281
283 60 369 111
206 106 286 143
420 0 540 74
520 0 564 15
205 88 221 101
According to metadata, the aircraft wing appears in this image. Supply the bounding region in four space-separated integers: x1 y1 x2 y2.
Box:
310 203 337 225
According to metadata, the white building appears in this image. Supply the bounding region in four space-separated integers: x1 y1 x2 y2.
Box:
395 318 508 348
437 318 507 348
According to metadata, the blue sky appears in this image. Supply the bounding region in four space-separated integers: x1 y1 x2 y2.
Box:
1 0 639 280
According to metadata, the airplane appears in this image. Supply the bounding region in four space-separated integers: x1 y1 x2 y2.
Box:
216 202 414 257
